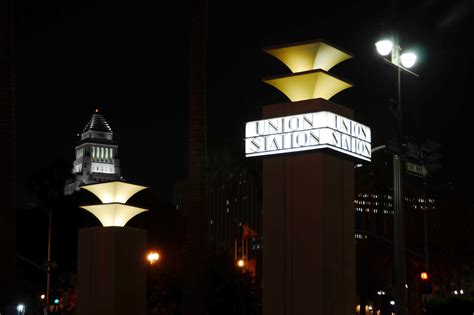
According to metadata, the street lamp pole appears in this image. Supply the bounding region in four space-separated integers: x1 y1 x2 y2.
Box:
46 208 52 308
376 33 419 315
391 33 407 315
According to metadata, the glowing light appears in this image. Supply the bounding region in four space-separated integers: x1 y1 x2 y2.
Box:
245 111 371 161
375 40 393 56
420 272 429 280
80 203 148 227
79 181 148 227
40 294 45 300
80 181 147 204
237 259 245 267
400 52 417 68
17 304 25 312
263 40 352 73
460 289 464 295
263 69 352 102
390 300 395 306
454 290 458 295
147 251 160 264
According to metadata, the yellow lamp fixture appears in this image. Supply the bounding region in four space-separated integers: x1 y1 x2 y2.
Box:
81 181 147 204
263 39 353 102
263 39 352 73
263 69 352 102
80 203 148 227
79 181 148 227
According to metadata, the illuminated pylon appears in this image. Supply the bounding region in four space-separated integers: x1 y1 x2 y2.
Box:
263 39 353 101
80 181 148 227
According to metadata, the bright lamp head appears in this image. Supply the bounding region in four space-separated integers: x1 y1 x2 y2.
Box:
400 52 417 68
375 40 393 56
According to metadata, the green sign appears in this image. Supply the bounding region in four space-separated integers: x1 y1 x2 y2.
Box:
406 162 428 178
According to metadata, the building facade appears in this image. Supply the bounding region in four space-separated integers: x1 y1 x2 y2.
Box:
65 110 121 195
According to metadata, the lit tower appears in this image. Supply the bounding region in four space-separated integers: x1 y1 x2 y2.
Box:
76 180 148 315
245 39 371 315
65 109 121 195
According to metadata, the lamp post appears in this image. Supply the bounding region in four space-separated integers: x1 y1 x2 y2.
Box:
375 33 418 315
46 207 52 308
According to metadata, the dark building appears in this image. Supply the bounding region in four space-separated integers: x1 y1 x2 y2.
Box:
354 152 440 315
0 0 15 312
173 155 262 278
64 110 122 195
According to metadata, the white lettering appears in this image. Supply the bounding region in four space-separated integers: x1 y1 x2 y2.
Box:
245 111 371 161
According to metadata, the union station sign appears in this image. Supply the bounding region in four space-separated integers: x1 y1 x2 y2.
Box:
245 111 371 161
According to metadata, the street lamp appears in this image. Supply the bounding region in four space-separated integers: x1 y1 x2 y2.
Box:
146 251 160 265
16 304 25 315
375 33 419 315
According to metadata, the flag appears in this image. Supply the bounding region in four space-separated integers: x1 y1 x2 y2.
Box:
243 224 258 239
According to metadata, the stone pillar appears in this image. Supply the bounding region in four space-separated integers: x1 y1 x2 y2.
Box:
77 226 147 315
262 98 356 315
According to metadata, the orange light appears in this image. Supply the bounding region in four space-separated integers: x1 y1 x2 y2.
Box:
421 272 429 280
237 259 245 268
147 251 160 264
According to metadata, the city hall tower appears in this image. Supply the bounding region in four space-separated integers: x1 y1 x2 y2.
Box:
65 109 121 195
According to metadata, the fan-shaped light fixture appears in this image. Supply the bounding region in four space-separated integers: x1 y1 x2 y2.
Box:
80 203 148 227
263 40 352 73
81 181 147 204
263 69 352 102
80 181 148 227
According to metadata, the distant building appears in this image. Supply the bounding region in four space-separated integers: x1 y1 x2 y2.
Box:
173 161 262 278
354 192 436 241
64 110 122 195
174 164 261 250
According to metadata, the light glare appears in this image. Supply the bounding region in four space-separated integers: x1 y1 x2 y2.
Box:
237 259 245 267
400 52 417 68
375 40 393 56
147 251 160 264
17 304 25 312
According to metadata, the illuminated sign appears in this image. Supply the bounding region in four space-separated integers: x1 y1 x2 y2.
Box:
245 111 371 161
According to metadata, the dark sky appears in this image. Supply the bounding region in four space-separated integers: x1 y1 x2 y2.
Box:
14 0 474 207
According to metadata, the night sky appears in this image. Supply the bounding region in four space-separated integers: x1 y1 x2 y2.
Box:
14 0 474 208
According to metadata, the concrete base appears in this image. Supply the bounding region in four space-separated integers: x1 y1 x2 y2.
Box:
77 226 147 315
262 98 356 315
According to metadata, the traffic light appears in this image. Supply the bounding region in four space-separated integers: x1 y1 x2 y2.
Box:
54 298 59 305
